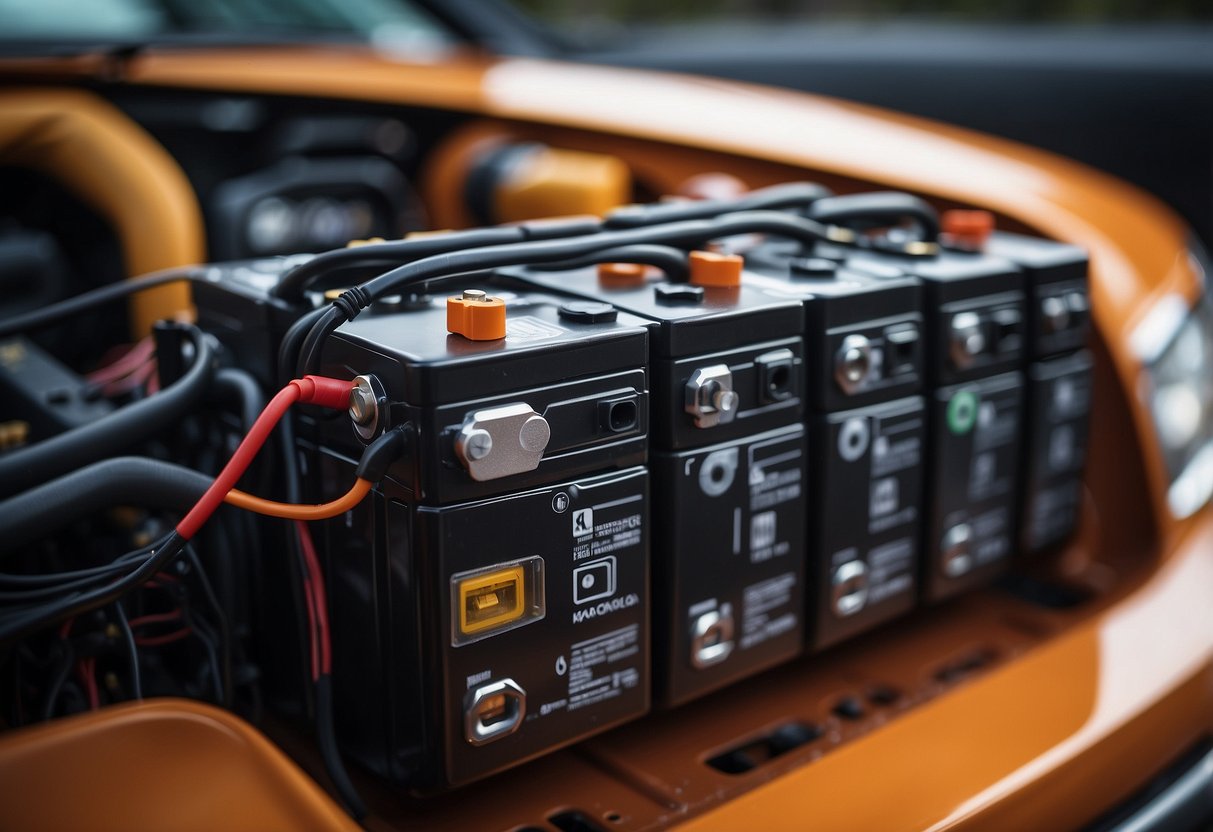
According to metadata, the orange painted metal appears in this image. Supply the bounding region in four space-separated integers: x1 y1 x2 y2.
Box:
0 698 357 831
0 88 204 335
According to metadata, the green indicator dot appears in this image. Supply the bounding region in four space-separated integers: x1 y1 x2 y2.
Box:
947 390 979 435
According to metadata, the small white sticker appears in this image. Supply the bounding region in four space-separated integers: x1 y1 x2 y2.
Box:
572 507 594 537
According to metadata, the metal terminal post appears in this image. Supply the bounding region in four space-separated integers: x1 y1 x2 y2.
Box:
349 374 387 441
685 365 740 429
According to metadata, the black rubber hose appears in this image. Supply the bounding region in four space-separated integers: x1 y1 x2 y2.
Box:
213 367 265 433
0 325 215 498
806 191 941 241
0 266 201 339
0 457 211 555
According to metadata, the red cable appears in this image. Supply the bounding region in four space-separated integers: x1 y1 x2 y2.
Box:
86 337 155 385
77 658 99 710
300 557 320 681
295 521 331 677
134 628 192 647
127 609 183 629
175 375 353 540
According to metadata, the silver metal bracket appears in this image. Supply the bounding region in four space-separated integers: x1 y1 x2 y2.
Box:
455 403 551 482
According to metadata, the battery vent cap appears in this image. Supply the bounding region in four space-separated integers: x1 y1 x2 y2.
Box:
941 209 995 251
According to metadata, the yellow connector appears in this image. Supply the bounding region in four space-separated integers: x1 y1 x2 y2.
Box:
458 565 526 636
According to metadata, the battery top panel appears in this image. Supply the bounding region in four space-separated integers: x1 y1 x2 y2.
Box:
327 287 653 406
503 266 804 359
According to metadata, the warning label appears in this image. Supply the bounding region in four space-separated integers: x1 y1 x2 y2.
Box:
740 572 798 650
572 495 643 562
566 624 641 712
506 315 566 343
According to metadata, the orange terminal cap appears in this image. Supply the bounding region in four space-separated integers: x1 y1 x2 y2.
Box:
597 261 648 287
941 209 995 249
447 289 507 341
689 250 744 288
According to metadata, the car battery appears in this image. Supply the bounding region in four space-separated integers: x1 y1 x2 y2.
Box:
985 231 1093 552
309 285 653 790
507 254 808 707
740 248 927 649
833 244 1029 601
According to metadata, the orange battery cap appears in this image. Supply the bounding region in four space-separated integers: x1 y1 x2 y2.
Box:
689 250 744 288
448 289 507 341
941 209 995 249
597 261 648 287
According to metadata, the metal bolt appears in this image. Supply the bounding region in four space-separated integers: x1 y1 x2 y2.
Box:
463 429 493 460
1041 295 1070 334
462 289 488 302
349 385 377 426
713 387 740 415
835 333 873 394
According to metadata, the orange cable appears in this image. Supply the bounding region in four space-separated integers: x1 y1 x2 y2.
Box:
223 479 372 521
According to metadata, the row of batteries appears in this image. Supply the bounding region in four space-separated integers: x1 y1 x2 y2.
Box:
196 206 1092 790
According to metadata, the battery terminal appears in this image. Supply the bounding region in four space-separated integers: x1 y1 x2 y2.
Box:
448 288 507 341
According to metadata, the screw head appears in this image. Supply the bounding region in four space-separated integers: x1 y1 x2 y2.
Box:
464 429 493 460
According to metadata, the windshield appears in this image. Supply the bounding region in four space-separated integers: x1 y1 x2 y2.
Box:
0 0 456 49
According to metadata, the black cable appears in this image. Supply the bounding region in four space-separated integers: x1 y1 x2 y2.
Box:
112 602 142 701
270 217 606 304
280 306 330 384
0 546 156 600
298 210 846 374
270 227 529 304
316 674 368 820
0 266 201 339
41 639 75 721
528 244 690 281
0 532 185 646
0 547 153 588
183 545 232 707
806 191 941 241
0 457 212 555
0 326 216 499
188 611 224 703
604 181 832 228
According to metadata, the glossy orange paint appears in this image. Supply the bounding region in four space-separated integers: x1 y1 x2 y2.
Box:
0 698 356 831
0 88 204 335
